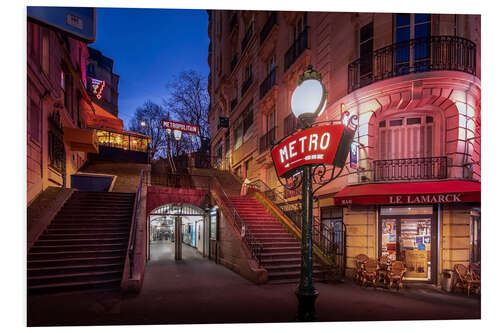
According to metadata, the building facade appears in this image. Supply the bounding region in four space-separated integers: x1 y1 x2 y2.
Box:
207 11 481 284
86 47 120 117
27 19 98 204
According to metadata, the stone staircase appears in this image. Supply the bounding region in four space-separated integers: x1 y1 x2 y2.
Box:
230 196 326 284
27 191 135 294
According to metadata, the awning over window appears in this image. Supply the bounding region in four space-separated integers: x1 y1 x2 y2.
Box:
63 127 99 153
333 180 481 206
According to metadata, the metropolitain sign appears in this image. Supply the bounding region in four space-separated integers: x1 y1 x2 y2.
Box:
161 120 199 135
271 124 355 178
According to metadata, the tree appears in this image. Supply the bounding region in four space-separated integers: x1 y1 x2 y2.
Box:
163 70 210 152
129 100 169 159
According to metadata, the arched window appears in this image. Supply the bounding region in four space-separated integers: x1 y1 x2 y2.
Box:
378 114 434 160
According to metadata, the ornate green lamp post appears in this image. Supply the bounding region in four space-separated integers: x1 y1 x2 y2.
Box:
271 66 357 321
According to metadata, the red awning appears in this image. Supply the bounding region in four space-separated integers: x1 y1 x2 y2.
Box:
333 180 481 206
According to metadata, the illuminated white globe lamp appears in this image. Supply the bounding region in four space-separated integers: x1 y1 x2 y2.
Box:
173 129 182 141
166 128 172 135
290 65 327 129
140 120 147 127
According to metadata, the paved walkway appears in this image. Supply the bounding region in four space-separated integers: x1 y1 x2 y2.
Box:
28 241 480 326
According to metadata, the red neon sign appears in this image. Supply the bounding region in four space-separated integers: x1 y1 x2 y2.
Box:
271 124 354 178
161 120 199 135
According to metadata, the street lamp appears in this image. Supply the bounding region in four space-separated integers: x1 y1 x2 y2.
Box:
173 129 182 141
140 120 147 127
290 65 327 321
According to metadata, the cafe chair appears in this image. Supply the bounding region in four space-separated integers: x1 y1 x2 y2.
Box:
377 255 391 285
354 254 369 284
362 258 378 289
387 261 406 290
454 264 480 296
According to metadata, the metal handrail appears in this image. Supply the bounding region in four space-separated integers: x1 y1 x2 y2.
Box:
247 179 345 273
247 179 302 228
128 169 144 278
208 177 263 265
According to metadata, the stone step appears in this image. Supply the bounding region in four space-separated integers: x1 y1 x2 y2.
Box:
27 255 126 268
38 232 130 240
27 262 124 277
30 243 128 253
45 227 130 234
27 278 122 294
35 237 129 246
28 269 123 286
28 249 127 260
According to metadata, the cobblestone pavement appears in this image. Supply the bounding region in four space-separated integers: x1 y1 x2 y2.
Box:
27 241 480 326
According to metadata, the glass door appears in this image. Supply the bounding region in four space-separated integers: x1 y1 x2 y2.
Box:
380 206 435 282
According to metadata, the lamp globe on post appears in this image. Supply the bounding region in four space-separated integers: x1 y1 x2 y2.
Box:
290 65 327 322
173 129 182 141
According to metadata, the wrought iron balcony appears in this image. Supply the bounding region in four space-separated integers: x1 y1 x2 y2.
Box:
259 67 277 99
373 156 448 182
230 53 238 73
259 127 275 154
284 27 309 71
260 11 277 44
241 24 254 53
348 36 477 93
230 97 238 111
241 74 253 96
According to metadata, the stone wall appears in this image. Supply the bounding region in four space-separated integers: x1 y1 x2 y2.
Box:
216 212 267 284
343 205 377 277
441 205 471 272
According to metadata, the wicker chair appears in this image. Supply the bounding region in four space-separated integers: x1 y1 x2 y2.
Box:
470 262 481 280
387 261 406 290
377 255 391 284
454 264 480 296
354 254 369 284
362 258 378 288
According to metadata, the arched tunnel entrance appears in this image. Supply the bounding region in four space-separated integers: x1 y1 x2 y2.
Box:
148 203 217 262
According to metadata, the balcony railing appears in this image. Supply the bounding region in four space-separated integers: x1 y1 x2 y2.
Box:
241 74 253 96
260 11 277 44
284 27 309 71
230 53 238 73
230 97 238 111
259 127 275 153
259 67 277 99
241 24 254 53
373 156 448 182
348 36 477 93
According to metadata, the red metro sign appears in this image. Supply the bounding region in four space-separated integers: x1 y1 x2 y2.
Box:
271 124 355 178
161 120 199 135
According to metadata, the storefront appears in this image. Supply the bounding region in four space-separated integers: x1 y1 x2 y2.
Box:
333 180 481 284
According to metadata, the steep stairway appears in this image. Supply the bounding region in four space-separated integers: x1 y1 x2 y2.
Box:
230 196 326 284
27 191 135 294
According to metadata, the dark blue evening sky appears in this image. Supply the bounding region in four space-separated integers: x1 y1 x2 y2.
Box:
90 7 209 127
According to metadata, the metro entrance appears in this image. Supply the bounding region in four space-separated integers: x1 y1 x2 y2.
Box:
148 203 211 261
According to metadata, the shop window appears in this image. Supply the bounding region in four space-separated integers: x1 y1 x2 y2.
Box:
380 205 434 281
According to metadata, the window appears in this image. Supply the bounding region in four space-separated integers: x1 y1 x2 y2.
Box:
29 23 40 65
284 113 299 136
48 130 65 172
42 30 50 75
267 53 277 74
29 100 41 143
243 106 253 134
394 14 431 74
265 108 276 133
292 13 307 42
378 115 434 160
233 117 243 149
359 22 374 85
470 211 481 264
224 131 230 155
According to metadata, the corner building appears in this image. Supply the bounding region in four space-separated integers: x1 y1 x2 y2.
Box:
207 11 480 285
